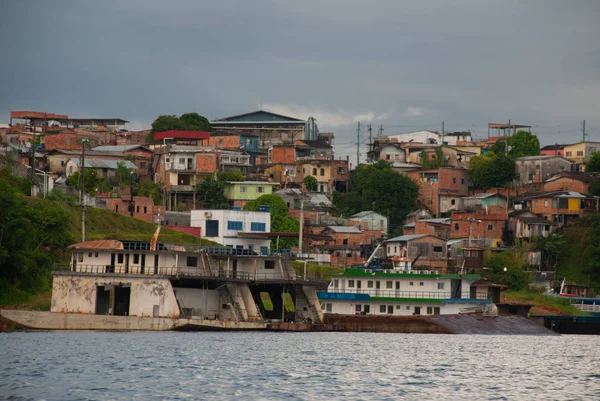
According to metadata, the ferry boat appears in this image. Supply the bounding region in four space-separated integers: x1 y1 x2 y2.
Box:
318 259 497 316
1 239 327 331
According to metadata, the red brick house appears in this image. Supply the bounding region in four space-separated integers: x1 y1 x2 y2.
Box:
450 206 508 246
408 167 469 216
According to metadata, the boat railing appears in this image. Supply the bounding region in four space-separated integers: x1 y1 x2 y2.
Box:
324 288 476 299
573 303 600 313
53 263 320 282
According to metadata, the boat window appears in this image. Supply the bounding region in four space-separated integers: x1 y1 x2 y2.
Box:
334 279 339 288
88 252 93 258
386 281 392 289
434 307 440 315
364 305 370 314
133 254 140 264
437 282 445 290
420 282 424 286
406 305 411 310
326 303 332 312
379 305 386 313
78 253 83 262
367 280 373 288
427 306 433 315
348 280 355 288
410 281 414 286
355 305 361 312
118 253 124 263
387 305 393 314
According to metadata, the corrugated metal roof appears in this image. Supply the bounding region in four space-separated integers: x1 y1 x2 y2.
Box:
92 145 150 152
67 240 124 250
404 218 450 228
326 226 362 233
386 234 429 242
69 159 137 170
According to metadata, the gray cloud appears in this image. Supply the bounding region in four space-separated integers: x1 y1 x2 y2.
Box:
1 0 599 160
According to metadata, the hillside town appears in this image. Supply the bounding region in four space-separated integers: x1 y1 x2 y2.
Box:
1 109 598 297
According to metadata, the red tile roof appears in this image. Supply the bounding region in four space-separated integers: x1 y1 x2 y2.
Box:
153 130 210 140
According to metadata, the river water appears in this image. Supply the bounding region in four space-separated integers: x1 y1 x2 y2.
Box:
1 332 599 401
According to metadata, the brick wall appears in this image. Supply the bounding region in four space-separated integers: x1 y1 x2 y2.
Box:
451 206 507 242
44 132 102 151
271 146 296 164
105 196 163 223
195 153 218 173
543 178 590 194
209 135 240 149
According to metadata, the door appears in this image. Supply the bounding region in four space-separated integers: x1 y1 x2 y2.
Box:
375 281 380 296
232 260 238 278
395 281 400 296
357 280 362 292
154 254 159 274
206 220 219 237
140 254 146 275
109 253 116 273
414 306 421 315
125 254 130 274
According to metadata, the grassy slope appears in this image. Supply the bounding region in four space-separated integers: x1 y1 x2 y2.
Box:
556 224 594 286
503 291 589 316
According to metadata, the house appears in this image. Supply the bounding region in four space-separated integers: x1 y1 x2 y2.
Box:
386 130 472 146
403 218 451 239
514 155 574 185
508 210 555 242
348 211 388 236
190 209 272 253
513 190 598 228
211 110 314 151
65 158 137 178
153 130 210 146
208 130 262 165
223 181 277 208
404 209 433 225
116 130 150 146
294 139 333 161
450 206 508 247
461 193 507 210
91 145 153 178
543 171 599 194
103 196 164 223
540 144 565 157
46 149 131 175
44 129 104 151
154 145 251 211
563 141 600 170
407 167 469 216
385 234 448 271
316 226 372 268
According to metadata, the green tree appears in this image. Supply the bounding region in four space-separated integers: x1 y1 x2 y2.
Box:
66 169 100 196
332 160 419 235
218 169 244 182
151 115 186 133
484 251 530 290
137 180 163 205
196 175 229 209
585 152 600 173
533 234 563 271
244 194 300 249
116 161 134 187
468 152 516 189
180 112 213 132
303 175 317 192
583 214 600 284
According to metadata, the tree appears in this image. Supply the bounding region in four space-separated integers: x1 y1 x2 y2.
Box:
585 152 600 173
218 169 244 182
332 160 419 235
533 234 563 271
195 175 229 209
137 180 163 205
468 152 516 189
151 115 186 133
66 169 100 196
180 112 212 132
484 251 530 290
508 130 540 158
303 176 317 192
583 214 600 284
244 194 300 249
116 161 134 187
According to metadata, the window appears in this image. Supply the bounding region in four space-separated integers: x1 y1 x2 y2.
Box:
367 280 374 288
334 279 339 288
342 238 348 245
453 178 456 184
364 305 370 314
544 200 548 207
117 253 124 263
395 282 400 290
433 246 443 253
577 151 584 157
406 305 411 310
419 282 424 286
386 155 391 160
257 186 264 193
133 254 140 264
451 199 455 205
186 256 197 267
88 252 92 257
437 282 445 290
250 222 266 232
461 178 465 184
348 280 355 288
455 223 459 230
337 167 345 174
240 186 247 193
227 221 243 230
487 224 494 231
66 138 71 145
320 168 325 176
534 200 538 207
386 281 392 289
356 280 362 289
434 307 440 314
60 161 65 167
387 305 393 314
427 306 433 315
94 252 98 258
264 260 275 269
326 303 332 312
410 281 414 286
260 246 269 255
140 162 147 169
312 168 317 175
380 305 386 313
355 305 362 312
144 206 147 214
565 151 572 157
179 158 185 164
136 206 140 213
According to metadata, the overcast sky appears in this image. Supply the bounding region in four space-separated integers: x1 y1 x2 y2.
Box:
1 0 599 161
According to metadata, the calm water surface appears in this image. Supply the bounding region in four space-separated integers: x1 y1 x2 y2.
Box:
1 332 599 400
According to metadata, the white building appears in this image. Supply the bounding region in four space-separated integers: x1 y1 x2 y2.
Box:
191 209 272 253
387 130 472 146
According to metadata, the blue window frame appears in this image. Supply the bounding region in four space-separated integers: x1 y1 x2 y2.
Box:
251 222 266 232
227 221 243 230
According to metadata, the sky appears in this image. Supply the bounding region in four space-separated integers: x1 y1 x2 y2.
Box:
1 0 599 162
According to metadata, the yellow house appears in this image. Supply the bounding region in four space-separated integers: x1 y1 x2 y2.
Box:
563 141 600 169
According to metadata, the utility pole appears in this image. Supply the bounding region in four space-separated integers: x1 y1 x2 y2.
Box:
298 193 304 256
79 139 88 242
368 124 372 153
356 122 361 168
582 120 586 142
378 124 383 137
441 121 445 145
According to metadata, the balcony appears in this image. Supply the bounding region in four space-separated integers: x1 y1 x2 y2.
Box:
324 288 485 300
170 184 194 192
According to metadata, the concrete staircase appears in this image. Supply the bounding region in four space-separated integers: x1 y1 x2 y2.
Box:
217 284 246 322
